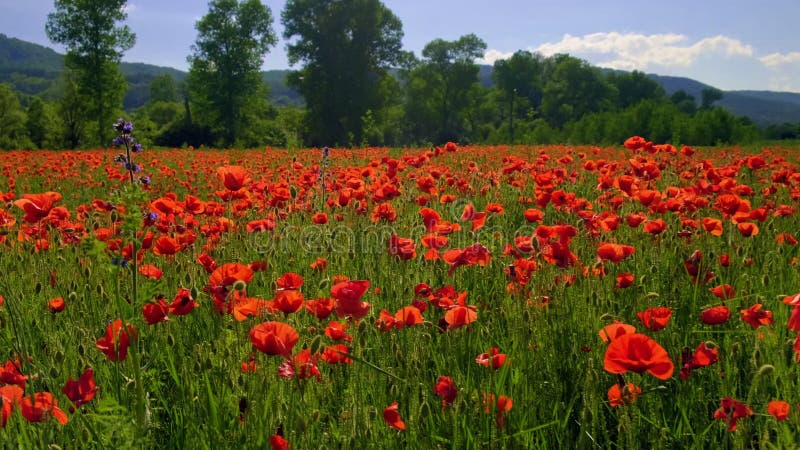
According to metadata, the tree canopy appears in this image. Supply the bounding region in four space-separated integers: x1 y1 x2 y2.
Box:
283 0 406 146
188 0 277 147
46 0 135 145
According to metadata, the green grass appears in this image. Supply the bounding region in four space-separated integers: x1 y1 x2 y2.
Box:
0 142 799 448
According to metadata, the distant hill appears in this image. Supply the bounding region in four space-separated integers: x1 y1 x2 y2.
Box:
0 34 302 108
2 34 799 125
635 74 800 126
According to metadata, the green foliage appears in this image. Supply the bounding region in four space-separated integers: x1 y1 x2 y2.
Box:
25 97 60 149
701 87 724 110
58 70 88 149
283 0 406 146
188 0 277 147
608 70 666 109
403 34 487 144
541 55 617 127
148 74 178 104
0 82 33 149
46 0 136 146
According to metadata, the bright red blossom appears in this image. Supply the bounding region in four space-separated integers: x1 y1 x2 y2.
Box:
95 319 137 362
603 333 674 379
61 367 97 411
713 397 753 431
383 402 406 430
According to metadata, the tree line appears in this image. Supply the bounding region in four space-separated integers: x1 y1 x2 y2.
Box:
1 0 796 150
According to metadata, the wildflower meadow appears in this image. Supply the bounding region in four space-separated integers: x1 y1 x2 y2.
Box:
1 125 800 448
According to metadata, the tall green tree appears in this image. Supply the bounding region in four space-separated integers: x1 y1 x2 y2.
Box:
607 70 665 109
404 34 487 144
670 90 697 115
540 55 617 127
492 50 546 142
701 87 724 110
0 83 33 149
149 74 178 104
58 70 88 149
46 0 135 146
282 0 406 146
188 0 276 147
26 97 59 149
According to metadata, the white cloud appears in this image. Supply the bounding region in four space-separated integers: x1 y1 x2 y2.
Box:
481 32 800 92
478 49 514 65
122 3 137 14
760 52 800 67
528 32 753 69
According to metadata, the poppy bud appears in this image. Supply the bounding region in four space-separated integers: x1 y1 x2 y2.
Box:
233 280 247 292
756 364 774 377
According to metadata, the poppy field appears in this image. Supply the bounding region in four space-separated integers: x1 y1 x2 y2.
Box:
1 132 800 448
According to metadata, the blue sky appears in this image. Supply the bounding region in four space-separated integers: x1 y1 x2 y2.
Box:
2 0 799 92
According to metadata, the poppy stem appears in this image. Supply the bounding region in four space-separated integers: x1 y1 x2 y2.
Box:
331 348 404 381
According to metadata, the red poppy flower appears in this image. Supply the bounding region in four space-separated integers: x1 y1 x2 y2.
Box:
96 319 137 362
169 288 199 316
604 333 674 380
476 347 507 369
393 306 423 329
596 242 635 263
20 392 68 425
321 344 352 364
207 262 254 301
740 304 773 329
324 321 352 341
607 383 641 407
249 321 299 356
713 397 752 431
278 349 321 381
736 222 759 237
524 208 545 223
138 264 163 280
766 400 790 421
197 253 218 273
0 360 27 388
61 367 97 411
0 385 23 427
679 342 719 379
312 212 328 224
701 217 724 236
270 434 290 450
246 218 276 233
642 219 667 235
483 393 513 428
709 284 735 300
636 307 672 331
700 305 731 325
142 299 169 325
271 289 304 315
419 208 441 231
152 235 182 256
305 298 335 319
388 234 416 260
599 322 636 343
310 257 328 271
444 304 477 330
332 280 371 320
48 297 66 313
434 376 457 406
383 402 406 430
615 272 635 289
371 202 398 222
217 165 251 191
13 192 62 223
443 243 491 275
